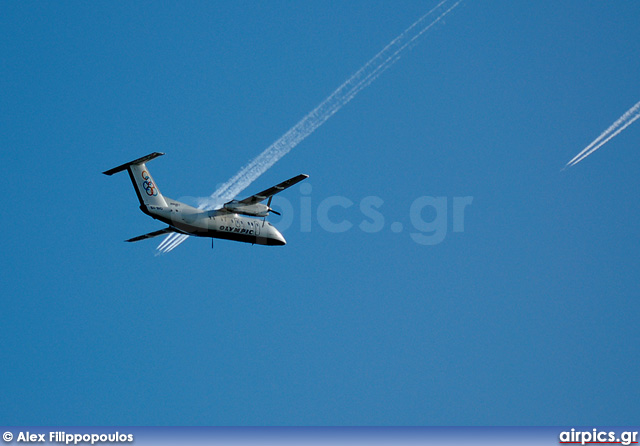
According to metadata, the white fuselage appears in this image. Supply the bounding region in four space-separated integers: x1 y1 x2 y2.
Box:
142 198 286 246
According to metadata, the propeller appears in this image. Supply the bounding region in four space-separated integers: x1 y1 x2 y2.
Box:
263 196 280 225
267 196 281 215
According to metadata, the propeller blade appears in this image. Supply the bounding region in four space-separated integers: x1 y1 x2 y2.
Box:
263 196 274 226
264 196 280 218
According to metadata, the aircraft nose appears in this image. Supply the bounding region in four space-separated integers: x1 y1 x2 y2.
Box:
271 228 286 246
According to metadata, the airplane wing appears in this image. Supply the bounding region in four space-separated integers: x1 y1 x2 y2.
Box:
126 227 177 243
235 174 309 206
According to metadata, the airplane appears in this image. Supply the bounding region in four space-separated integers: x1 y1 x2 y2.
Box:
103 152 308 246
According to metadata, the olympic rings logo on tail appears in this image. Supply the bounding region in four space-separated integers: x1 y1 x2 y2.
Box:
141 170 158 196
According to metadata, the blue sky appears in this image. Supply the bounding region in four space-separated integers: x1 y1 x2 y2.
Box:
1 1 639 426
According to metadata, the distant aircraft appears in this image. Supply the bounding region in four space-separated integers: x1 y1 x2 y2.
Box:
103 152 308 246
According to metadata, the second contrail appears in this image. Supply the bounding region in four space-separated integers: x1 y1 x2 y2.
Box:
565 100 640 168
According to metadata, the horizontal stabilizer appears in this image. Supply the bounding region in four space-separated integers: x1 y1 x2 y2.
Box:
125 227 176 243
103 152 165 176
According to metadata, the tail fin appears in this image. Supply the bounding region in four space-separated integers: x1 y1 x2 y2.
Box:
103 152 168 208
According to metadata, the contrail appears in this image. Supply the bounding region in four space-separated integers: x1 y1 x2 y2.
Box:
158 0 461 253
157 233 185 253
565 100 640 168
199 0 460 209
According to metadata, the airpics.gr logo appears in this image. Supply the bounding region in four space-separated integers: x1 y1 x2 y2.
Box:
141 170 157 196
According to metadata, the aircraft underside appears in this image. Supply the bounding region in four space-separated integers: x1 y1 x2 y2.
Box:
195 227 286 246
153 213 286 246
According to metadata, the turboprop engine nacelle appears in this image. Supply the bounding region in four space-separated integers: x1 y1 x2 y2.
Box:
223 201 271 217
